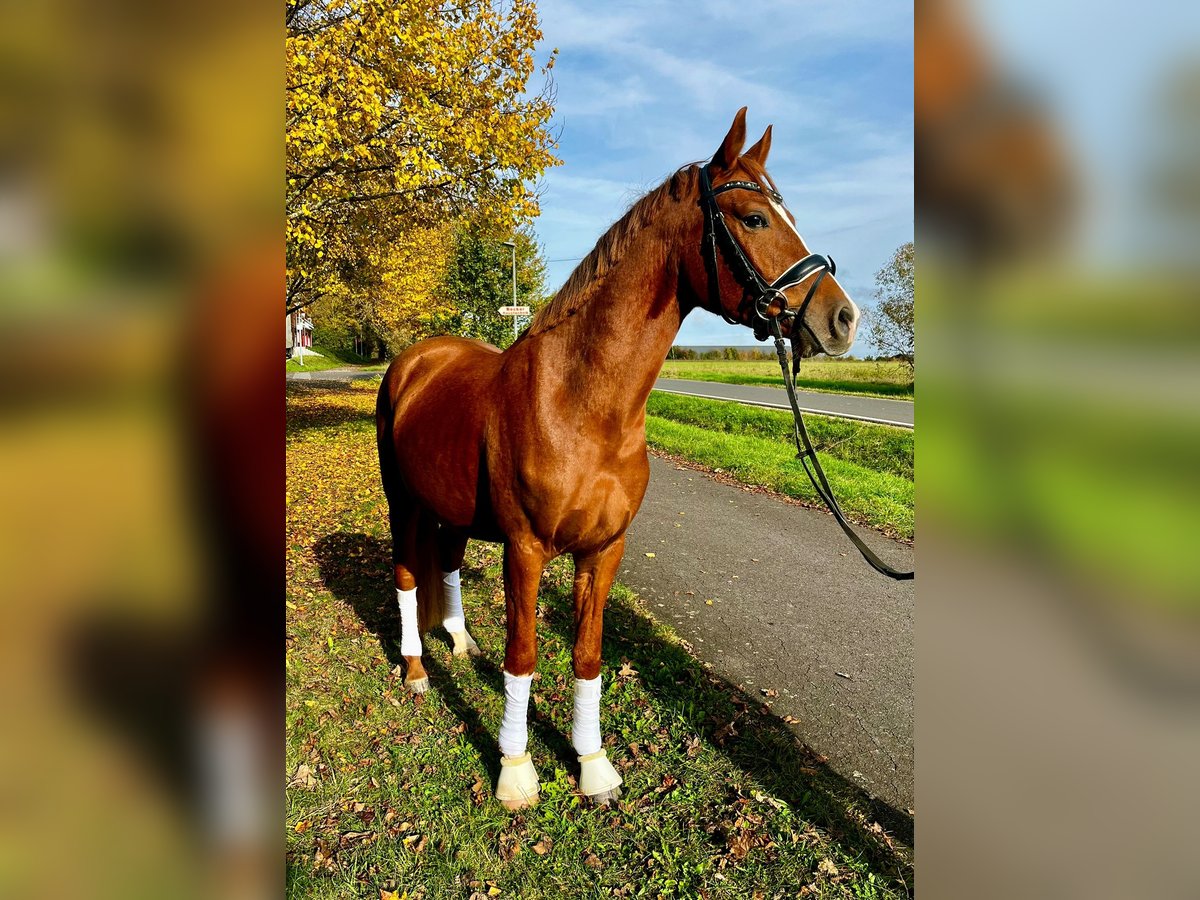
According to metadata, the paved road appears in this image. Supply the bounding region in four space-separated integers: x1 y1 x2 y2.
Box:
286 367 384 382
654 378 914 428
287 369 914 429
622 455 914 811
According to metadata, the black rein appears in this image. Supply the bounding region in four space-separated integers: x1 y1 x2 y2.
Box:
698 164 914 581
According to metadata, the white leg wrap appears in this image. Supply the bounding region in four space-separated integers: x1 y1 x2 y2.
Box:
498 671 533 758
441 569 464 634
396 588 423 658
572 675 603 757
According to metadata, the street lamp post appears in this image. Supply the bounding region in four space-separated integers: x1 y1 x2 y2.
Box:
501 239 518 341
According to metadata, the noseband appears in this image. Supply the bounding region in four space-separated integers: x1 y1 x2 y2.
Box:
698 163 835 355
697 163 914 582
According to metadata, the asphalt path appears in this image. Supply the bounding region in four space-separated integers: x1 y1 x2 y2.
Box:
286 367 383 382
623 455 914 812
653 378 914 428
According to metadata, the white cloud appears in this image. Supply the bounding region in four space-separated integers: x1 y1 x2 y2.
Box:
531 0 912 346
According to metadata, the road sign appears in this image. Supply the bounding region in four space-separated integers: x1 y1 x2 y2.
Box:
499 305 531 316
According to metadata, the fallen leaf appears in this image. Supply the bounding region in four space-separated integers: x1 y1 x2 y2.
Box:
294 820 310 833
644 552 656 558
818 858 839 877
532 837 552 855
727 832 751 860
289 763 318 790
618 661 638 678
583 852 603 869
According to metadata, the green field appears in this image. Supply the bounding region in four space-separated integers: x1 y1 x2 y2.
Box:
658 359 913 399
286 383 912 899
646 392 914 540
287 345 387 373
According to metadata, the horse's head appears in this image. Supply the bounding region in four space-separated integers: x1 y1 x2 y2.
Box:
683 107 859 358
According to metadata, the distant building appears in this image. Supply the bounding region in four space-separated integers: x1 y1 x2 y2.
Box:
286 311 313 357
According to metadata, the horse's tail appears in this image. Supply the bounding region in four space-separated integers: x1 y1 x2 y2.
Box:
413 511 444 635
376 366 444 636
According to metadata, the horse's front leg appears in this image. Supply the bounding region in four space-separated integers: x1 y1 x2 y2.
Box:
494 539 546 810
571 536 625 805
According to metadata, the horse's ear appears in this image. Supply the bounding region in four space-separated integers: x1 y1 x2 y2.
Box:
744 124 772 166
712 106 748 171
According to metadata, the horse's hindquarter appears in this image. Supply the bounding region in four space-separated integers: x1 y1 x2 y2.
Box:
381 337 501 532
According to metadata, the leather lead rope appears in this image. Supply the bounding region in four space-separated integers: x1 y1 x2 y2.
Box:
769 317 914 581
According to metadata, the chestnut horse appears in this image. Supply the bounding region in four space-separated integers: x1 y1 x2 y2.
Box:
376 108 859 808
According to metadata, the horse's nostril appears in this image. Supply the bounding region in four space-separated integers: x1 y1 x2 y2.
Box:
832 303 855 339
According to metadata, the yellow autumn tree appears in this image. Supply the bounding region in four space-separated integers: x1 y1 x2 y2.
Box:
286 0 559 324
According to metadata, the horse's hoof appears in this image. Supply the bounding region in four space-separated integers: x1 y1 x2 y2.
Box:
450 631 482 658
495 752 540 809
578 749 623 801
589 786 622 807
500 795 539 811
405 676 429 694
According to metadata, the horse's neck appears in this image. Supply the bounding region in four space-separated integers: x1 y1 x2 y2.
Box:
542 230 686 420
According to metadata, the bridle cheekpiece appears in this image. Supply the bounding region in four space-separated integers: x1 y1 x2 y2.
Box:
698 163 836 355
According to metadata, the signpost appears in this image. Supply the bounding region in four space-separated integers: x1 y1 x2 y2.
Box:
499 304 530 340
501 240 522 340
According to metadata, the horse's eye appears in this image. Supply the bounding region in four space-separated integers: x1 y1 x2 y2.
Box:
741 213 768 229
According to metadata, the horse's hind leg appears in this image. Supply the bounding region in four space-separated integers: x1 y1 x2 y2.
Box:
389 503 429 693
571 537 626 805
436 529 481 657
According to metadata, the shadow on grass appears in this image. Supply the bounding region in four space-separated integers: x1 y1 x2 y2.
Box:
313 531 912 881
312 532 576 789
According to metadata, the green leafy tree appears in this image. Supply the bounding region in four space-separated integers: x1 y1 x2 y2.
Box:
864 242 915 373
435 222 547 348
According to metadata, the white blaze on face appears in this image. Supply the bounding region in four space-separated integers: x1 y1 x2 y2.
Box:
760 173 861 335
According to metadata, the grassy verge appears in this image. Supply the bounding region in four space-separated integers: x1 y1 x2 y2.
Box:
646 392 914 540
286 383 912 899
287 345 387 373
658 360 914 399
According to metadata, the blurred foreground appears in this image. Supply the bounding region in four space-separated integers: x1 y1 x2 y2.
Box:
918 0 1200 897
0 3 279 898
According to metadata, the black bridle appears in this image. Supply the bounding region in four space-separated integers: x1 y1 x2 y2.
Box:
698 163 914 581
699 163 836 354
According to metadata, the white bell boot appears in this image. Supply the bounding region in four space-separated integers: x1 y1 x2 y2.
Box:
578 749 623 803
495 752 540 810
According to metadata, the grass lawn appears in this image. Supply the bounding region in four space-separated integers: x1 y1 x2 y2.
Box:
658 360 913 399
646 392 914 540
287 345 389 373
286 382 912 899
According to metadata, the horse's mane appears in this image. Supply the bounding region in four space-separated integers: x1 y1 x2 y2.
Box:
526 165 701 336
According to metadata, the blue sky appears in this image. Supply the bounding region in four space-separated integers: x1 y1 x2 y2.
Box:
530 0 913 352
